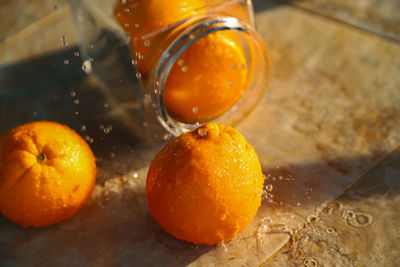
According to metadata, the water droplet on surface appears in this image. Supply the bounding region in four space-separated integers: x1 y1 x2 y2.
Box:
326 227 335 234
131 59 137 65
110 152 116 158
221 240 228 252
133 172 139 178
104 103 109 108
342 209 355 220
54 5 58 10
265 184 273 192
135 23 140 28
74 51 80 56
143 122 149 127
135 51 143 59
163 134 171 141
124 8 130 13
61 36 67 41
104 127 112 134
75 112 79 115
189 34 195 40
33 111 37 116
227 81 233 86
64 59 69 64
85 136 94 144
121 0 127 4
136 72 142 78
322 201 342 216
232 64 237 69
82 60 92 73
304 258 318 267
356 213 372 225
73 98 80 105
88 43 94 49
197 128 207 137
178 59 184 66
306 214 319 223
61 41 68 47
80 125 87 132
70 91 76 97
144 39 151 47
181 66 188 72
124 23 130 28
348 212 374 228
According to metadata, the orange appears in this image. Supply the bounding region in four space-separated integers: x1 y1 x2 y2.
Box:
163 31 248 123
0 121 96 228
114 0 207 74
114 0 248 123
146 123 264 244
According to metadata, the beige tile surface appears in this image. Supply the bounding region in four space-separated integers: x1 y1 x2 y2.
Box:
264 147 400 266
279 0 400 42
0 0 67 42
0 5 76 66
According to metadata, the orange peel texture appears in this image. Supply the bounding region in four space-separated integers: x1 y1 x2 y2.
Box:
146 123 264 244
0 121 97 228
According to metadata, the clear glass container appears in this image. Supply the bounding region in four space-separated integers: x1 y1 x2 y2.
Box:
69 0 269 141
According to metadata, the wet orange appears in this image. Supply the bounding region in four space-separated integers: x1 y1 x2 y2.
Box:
0 121 96 228
164 31 248 123
114 0 206 74
114 0 248 123
146 123 264 244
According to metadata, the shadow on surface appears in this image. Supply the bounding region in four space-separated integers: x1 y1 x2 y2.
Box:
261 147 400 214
0 47 212 266
0 182 212 267
0 46 162 173
252 0 299 13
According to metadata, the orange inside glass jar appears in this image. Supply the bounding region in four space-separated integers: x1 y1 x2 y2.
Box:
114 0 251 123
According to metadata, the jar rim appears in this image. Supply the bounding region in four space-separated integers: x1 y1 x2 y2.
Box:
149 15 269 136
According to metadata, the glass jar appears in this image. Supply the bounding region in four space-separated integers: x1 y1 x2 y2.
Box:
70 0 269 141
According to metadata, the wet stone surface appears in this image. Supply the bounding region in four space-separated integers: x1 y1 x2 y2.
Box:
264 148 400 266
1 0 400 266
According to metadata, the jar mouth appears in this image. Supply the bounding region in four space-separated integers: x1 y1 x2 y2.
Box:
149 15 269 137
